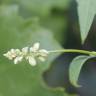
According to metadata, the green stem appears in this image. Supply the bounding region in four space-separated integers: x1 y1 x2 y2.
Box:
48 49 96 56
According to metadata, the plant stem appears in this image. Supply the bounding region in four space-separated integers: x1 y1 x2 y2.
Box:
48 49 96 56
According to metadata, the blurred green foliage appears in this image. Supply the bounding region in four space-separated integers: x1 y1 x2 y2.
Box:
0 0 77 96
0 0 70 44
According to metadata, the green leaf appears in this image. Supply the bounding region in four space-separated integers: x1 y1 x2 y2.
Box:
0 5 75 96
69 55 94 87
76 0 96 43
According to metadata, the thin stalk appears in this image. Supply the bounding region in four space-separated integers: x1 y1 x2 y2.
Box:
48 49 96 56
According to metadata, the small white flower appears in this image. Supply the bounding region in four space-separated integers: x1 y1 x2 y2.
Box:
3 49 17 60
3 51 13 60
30 42 40 52
22 47 28 55
15 49 21 55
26 56 36 66
39 49 49 57
14 56 23 64
10 49 17 58
38 56 46 62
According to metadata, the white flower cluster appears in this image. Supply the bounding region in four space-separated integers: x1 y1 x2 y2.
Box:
3 42 49 66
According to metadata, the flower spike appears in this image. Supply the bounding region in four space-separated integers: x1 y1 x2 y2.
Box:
3 42 49 66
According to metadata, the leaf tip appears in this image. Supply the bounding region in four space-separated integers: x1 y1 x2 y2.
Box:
70 80 82 88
